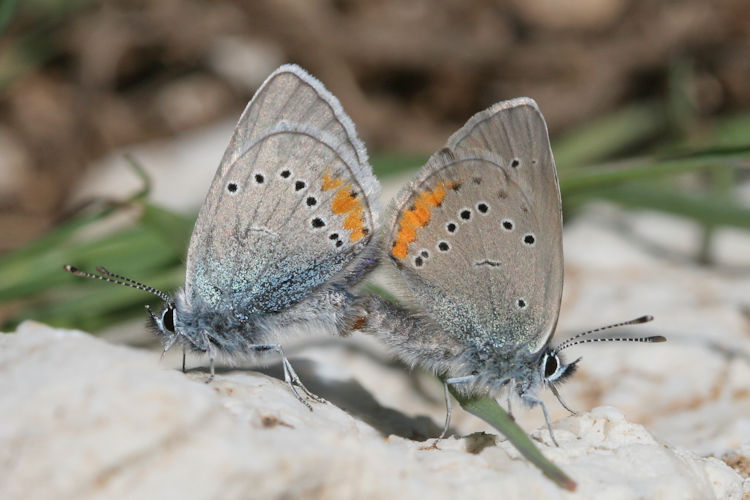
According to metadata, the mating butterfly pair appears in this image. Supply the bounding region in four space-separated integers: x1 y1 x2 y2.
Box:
66 65 662 441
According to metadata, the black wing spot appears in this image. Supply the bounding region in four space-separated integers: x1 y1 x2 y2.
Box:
523 233 536 245
517 298 527 309
306 196 317 207
227 182 238 193
336 240 344 247
460 209 472 221
311 217 326 228
254 173 264 184
414 256 424 267
477 202 489 214
438 241 449 252
295 180 306 191
498 190 508 200
446 222 457 233
502 219 514 231
420 250 429 258
511 158 521 168
329 233 339 240
472 177 482 185
280 170 291 179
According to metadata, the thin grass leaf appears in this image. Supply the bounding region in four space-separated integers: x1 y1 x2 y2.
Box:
560 154 749 194
592 184 750 230
448 386 576 491
553 102 667 170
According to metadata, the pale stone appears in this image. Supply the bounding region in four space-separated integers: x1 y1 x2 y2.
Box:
0 321 744 499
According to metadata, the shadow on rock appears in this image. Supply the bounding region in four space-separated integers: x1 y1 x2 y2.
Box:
189 358 446 441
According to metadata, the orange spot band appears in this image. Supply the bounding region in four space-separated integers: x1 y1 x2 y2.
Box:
391 182 452 259
322 172 367 242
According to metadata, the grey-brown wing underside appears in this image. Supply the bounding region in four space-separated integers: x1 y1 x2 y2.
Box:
387 98 562 353
186 65 379 314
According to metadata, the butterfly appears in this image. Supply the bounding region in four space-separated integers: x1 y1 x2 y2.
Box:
65 64 381 409
363 98 663 441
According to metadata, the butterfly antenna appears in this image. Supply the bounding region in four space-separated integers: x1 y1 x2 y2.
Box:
554 315 665 352
63 265 172 304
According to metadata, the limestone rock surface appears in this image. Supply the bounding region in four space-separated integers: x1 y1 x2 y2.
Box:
0 321 745 500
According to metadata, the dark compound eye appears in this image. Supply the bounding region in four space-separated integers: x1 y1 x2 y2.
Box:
161 307 175 332
544 354 558 379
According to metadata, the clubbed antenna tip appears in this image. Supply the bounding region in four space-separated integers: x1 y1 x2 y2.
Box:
554 314 664 352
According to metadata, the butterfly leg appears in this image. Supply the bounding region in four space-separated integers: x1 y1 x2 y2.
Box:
206 348 216 383
182 347 187 374
505 380 515 420
439 381 452 439
439 375 477 438
525 395 559 447
200 331 216 383
506 392 514 420
247 344 325 410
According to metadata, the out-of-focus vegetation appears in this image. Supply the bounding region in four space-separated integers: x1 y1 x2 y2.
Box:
1 101 748 332
1 0 749 330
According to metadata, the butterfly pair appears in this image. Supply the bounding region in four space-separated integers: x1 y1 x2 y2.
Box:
65 65 663 440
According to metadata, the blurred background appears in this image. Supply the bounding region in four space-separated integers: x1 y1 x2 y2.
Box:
1 0 749 336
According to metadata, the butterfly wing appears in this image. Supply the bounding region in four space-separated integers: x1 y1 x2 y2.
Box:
186 65 380 314
387 98 561 353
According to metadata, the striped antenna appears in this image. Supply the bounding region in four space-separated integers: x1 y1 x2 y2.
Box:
63 265 172 304
554 315 664 352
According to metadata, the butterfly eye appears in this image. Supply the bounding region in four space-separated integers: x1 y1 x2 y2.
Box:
161 307 175 333
544 353 558 379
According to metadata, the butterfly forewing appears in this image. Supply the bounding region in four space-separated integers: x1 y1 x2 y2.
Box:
387 98 562 353
186 66 379 315
218 64 368 179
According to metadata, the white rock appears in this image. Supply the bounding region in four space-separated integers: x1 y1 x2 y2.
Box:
0 321 743 499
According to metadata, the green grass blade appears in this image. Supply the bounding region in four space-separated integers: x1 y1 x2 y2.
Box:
448 387 576 491
560 154 749 194
553 102 667 170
